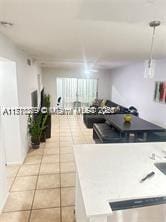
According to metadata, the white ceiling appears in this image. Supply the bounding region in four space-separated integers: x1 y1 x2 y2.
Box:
0 0 166 69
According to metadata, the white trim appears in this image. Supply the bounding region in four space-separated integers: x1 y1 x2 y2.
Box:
6 150 27 166
6 161 23 165
0 192 9 214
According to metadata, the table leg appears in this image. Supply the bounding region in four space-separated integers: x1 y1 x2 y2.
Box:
144 132 148 142
125 133 130 142
134 133 138 142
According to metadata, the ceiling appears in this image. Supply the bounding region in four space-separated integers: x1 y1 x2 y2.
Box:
0 0 166 69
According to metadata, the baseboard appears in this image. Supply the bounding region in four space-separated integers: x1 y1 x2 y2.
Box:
0 192 9 214
6 160 23 165
6 150 27 166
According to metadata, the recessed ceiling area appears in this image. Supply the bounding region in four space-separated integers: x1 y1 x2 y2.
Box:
0 0 166 69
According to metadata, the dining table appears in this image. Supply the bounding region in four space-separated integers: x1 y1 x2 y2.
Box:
106 114 165 142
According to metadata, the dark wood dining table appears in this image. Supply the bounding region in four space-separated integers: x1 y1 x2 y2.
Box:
106 114 165 142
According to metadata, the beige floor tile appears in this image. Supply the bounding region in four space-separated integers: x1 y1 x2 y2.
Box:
37 174 60 189
42 155 59 163
60 163 75 173
24 155 42 165
0 211 30 222
59 133 71 137
40 143 46 148
44 148 59 155
71 130 81 133
11 176 37 191
60 137 73 142
60 147 73 154
2 115 93 221
86 139 95 144
59 128 70 131
3 191 34 212
51 133 59 137
51 132 59 135
62 206 75 222
7 165 20 178
52 126 59 129
73 140 87 144
45 142 59 148
61 173 76 187
47 138 59 143
7 177 15 190
60 154 74 162
28 149 44 156
60 141 73 147
30 208 60 222
17 165 40 176
40 163 59 174
72 136 84 139
61 187 75 207
60 130 71 133
72 133 83 139
33 189 60 209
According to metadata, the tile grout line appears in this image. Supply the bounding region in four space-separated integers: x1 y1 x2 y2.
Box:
68 115 76 220
27 142 45 222
8 164 22 193
58 116 63 222
4 115 88 221
3 205 75 214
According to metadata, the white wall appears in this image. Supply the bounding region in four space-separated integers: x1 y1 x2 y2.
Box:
0 60 22 163
0 116 8 212
110 60 166 127
42 67 111 106
0 32 42 163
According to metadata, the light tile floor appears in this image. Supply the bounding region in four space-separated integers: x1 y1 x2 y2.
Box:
1 115 94 222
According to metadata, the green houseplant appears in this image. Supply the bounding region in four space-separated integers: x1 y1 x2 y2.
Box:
40 113 49 142
43 94 51 138
28 113 48 148
44 94 51 109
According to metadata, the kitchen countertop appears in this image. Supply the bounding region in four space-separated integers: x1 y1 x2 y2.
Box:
74 142 166 218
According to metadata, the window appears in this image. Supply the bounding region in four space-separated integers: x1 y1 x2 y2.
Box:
57 78 98 108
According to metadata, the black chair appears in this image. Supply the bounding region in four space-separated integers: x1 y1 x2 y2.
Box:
56 97 64 114
57 97 62 106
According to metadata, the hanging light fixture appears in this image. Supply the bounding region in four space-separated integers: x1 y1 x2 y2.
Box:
144 21 161 79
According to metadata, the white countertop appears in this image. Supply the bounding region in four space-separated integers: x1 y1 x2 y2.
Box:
74 142 166 218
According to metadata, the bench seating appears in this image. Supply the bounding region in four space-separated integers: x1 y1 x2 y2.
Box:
146 132 166 142
93 123 166 144
84 114 106 128
93 123 126 143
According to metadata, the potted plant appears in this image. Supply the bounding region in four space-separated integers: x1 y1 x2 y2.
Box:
43 94 51 138
40 113 48 142
28 113 48 148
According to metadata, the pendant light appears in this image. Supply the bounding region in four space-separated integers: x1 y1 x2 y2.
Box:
144 21 160 79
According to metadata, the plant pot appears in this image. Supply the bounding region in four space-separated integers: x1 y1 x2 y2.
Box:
46 114 51 138
31 137 40 149
40 130 46 143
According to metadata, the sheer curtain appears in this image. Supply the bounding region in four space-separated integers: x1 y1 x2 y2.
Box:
78 79 97 106
57 77 98 108
57 78 77 108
